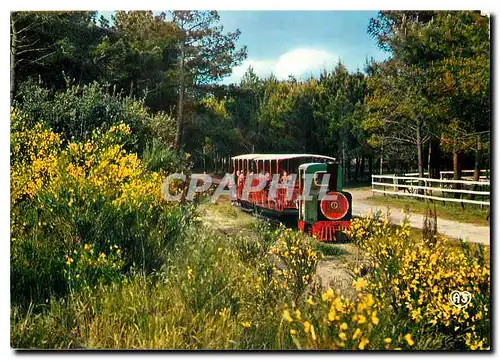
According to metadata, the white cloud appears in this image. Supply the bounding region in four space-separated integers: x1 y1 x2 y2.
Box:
224 48 338 84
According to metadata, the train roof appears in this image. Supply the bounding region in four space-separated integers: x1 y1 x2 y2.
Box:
231 154 336 161
231 154 265 160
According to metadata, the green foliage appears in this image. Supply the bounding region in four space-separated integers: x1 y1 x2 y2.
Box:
11 11 106 93
10 108 191 308
315 243 347 257
366 11 490 175
11 223 320 349
142 138 190 173
16 81 141 148
171 11 248 85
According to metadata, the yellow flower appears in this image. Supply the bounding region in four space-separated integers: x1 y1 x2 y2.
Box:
322 288 335 302
304 321 311 334
328 308 336 322
283 310 293 323
353 277 368 291
384 338 392 344
306 296 315 305
359 337 369 350
241 321 252 328
357 315 366 324
310 324 317 341
290 329 297 335
371 311 379 325
340 322 348 330
338 332 347 341
404 333 414 346
352 328 362 340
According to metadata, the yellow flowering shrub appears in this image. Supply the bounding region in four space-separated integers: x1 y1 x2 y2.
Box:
11 109 62 204
282 287 415 350
11 109 191 305
11 112 165 211
347 214 490 350
267 225 320 296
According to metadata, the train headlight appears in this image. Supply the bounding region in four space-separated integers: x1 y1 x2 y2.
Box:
320 192 349 220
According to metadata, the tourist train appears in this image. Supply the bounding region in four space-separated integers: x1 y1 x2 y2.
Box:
231 154 352 242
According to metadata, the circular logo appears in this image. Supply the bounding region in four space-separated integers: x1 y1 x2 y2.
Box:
320 192 349 220
450 290 472 308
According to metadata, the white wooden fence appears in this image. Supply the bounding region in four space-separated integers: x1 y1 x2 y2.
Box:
371 174 490 206
404 170 490 181
439 170 490 181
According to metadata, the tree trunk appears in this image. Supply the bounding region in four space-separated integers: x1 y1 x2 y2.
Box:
427 139 432 178
354 157 360 183
468 135 482 200
341 138 346 184
346 156 351 184
473 135 481 181
360 156 365 182
416 119 424 194
453 148 463 199
429 139 440 179
453 150 460 180
129 80 134 97
379 143 383 175
368 155 373 178
174 41 185 151
10 20 17 104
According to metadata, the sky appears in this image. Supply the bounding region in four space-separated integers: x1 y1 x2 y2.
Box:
218 11 388 83
98 11 389 84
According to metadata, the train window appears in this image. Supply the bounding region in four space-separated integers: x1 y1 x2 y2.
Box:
313 171 329 187
249 161 256 173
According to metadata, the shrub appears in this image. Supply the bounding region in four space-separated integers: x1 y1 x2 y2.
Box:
11 110 191 307
281 287 416 350
14 80 177 155
267 225 320 299
142 137 190 173
347 215 490 350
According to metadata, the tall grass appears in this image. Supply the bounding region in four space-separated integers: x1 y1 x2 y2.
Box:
11 223 319 349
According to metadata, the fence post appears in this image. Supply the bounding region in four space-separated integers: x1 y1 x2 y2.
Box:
393 174 398 198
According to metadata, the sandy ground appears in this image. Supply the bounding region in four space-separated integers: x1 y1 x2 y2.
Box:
349 189 491 245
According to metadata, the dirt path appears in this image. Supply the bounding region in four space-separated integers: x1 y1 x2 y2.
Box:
349 189 491 245
199 198 362 294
